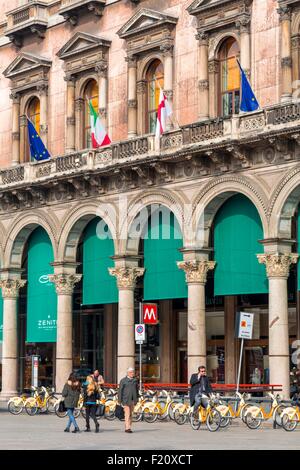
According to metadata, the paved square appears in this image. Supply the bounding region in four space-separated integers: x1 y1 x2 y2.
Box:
0 407 300 450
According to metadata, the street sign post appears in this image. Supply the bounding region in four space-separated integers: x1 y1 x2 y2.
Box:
236 312 254 394
31 355 39 388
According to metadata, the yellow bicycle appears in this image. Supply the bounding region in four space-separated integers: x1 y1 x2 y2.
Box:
190 395 222 432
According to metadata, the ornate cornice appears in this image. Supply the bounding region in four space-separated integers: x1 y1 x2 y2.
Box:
108 267 145 290
48 273 82 295
177 260 216 284
0 279 26 299
257 253 298 278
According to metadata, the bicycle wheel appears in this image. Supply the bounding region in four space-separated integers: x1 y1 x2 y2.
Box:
47 396 58 413
104 405 116 421
25 398 38 416
74 407 81 418
168 402 177 421
281 411 297 432
218 408 231 428
143 406 158 423
206 409 221 432
174 408 187 425
241 404 252 423
132 410 143 422
157 401 167 420
273 405 285 428
54 402 67 418
8 400 23 415
190 411 201 430
245 409 263 429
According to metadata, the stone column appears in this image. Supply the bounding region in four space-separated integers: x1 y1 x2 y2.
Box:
10 92 20 166
75 98 84 150
196 31 209 121
19 115 27 163
236 16 251 78
278 6 293 102
109 266 144 382
38 84 48 147
96 62 108 132
65 75 76 154
177 259 216 379
208 59 218 118
0 278 26 400
161 44 174 131
49 273 81 392
126 56 137 138
136 80 147 135
257 252 298 398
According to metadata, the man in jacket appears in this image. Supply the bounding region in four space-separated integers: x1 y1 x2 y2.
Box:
118 367 139 433
190 365 212 412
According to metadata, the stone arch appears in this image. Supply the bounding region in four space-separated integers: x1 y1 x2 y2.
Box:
58 202 118 262
137 53 165 82
20 93 40 115
119 189 187 255
268 164 300 238
208 31 241 61
4 211 58 268
191 176 269 248
76 74 98 98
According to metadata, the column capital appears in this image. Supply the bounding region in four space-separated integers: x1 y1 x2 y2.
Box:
208 59 219 74
49 273 82 295
9 91 20 104
198 79 209 91
137 80 147 94
195 30 209 45
95 61 108 77
125 55 137 68
160 43 173 57
257 253 298 279
0 279 26 299
236 15 251 33
75 98 84 111
108 267 144 290
177 260 216 284
64 74 76 85
37 83 48 96
277 6 291 22
281 56 292 68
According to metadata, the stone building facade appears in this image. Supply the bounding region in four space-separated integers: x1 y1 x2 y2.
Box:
0 0 299 398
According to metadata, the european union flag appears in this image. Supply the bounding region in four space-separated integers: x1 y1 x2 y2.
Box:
27 118 50 161
237 59 259 113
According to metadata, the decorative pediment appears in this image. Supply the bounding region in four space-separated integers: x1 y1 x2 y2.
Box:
117 8 178 40
3 52 51 80
57 32 111 61
188 0 252 34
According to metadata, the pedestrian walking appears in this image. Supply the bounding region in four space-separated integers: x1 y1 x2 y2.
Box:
118 367 139 433
92 369 105 386
83 375 100 433
61 374 81 433
189 365 213 414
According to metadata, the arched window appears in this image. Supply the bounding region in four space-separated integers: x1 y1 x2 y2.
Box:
84 79 98 148
219 38 240 117
26 97 40 161
146 60 164 134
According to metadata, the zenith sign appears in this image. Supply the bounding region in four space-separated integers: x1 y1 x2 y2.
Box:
143 303 158 324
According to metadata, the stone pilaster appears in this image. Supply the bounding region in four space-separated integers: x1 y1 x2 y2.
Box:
10 92 20 166
0 278 26 401
161 44 173 131
49 273 82 392
64 74 76 154
177 259 216 378
126 55 137 138
109 266 144 381
236 16 251 79
75 98 84 150
257 252 298 398
278 6 293 102
95 62 108 130
196 31 209 121
37 84 48 147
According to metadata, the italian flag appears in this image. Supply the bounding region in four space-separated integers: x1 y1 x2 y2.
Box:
89 100 111 148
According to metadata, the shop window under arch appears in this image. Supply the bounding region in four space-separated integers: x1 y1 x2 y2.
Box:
213 194 268 296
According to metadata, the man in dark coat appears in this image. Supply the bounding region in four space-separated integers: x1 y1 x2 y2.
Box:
190 365 213 411
118 367 139 433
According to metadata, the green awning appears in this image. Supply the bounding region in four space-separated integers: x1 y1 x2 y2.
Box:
143 210 187 301
26 227 56 342
82 218 118 305
214 194 268 296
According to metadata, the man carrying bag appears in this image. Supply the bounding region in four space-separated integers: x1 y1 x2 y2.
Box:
118 367 139 433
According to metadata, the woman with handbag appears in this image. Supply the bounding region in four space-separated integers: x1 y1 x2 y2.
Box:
61 374 81 433
83 375 100 433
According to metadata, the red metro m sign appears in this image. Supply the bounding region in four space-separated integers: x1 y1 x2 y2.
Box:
143 303 158 324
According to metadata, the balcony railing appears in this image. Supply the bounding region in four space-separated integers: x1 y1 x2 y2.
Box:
1 103 300 189
5 1 48 46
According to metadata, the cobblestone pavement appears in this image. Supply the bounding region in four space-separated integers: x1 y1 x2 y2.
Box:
0 407 300 450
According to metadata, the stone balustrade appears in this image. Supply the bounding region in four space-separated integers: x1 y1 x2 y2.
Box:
1 105 300 189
